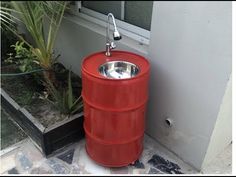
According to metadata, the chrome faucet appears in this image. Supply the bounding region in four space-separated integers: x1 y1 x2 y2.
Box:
105 13 122 57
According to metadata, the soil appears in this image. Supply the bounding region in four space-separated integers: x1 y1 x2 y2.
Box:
25 98 67 128
1 63 82 128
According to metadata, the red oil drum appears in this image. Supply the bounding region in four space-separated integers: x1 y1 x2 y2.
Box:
81 50 150 167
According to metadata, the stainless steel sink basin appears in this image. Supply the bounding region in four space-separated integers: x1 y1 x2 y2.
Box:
99 61 140 79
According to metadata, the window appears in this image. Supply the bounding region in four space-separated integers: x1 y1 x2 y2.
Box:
67 1 153 45
81 1 153 31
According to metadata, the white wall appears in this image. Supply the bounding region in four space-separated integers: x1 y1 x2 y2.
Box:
54 1 232 170
202 75 232 169
54 14 149 77
146 1 232 170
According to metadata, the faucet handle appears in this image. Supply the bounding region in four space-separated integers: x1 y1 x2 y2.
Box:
110 42 116 49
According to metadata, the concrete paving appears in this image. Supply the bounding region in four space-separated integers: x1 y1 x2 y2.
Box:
0 134 198 174
0 134 231 175
201 143 232 174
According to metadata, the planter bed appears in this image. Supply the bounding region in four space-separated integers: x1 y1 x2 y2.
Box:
1 88 84 156
1 65 85 156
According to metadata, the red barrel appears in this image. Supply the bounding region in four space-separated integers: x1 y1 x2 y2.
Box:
81 50 150 167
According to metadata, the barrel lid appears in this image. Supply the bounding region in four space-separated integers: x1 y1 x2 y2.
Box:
82 50 150 80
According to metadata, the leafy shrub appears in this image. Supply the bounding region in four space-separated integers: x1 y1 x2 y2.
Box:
5 41 38 72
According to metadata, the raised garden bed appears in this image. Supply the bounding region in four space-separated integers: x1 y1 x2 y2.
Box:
1 65 85 156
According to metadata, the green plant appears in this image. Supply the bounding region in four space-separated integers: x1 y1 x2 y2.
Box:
6 41 38 72
1 1 68 81
1 1 83 115
0 2 18 61
0 2 17 27
47 70 83 115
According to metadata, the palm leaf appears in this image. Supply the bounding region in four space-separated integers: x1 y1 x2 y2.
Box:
2 1 68 69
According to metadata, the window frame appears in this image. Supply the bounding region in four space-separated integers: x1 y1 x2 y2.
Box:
68 1 151 45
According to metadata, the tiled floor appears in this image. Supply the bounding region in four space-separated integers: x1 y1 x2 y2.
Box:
0 134 198 175
1 134 233 175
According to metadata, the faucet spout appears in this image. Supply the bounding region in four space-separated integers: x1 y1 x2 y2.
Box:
105 13 122 57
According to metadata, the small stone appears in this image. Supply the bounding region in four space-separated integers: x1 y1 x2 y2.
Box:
16 152 33 171
46 158 70 174
57 149 75 164
8 168 19 174
148 167 163 174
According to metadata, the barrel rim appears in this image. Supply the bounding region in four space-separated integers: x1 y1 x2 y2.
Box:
81 50 150 81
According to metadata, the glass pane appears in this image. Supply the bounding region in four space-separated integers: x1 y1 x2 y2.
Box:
82 1 122 20
125 1 153 30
